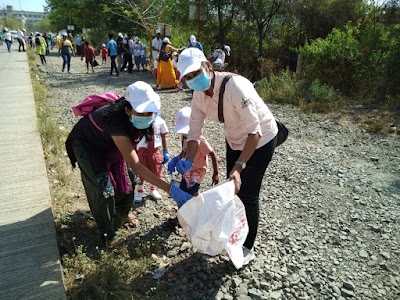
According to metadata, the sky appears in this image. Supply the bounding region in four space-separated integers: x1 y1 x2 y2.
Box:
3 0 47 12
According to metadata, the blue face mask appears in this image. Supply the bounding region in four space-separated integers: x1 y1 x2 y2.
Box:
186 71 211 91
130 114 155 129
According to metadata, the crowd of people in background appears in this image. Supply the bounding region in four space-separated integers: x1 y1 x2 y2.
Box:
1 27 231 87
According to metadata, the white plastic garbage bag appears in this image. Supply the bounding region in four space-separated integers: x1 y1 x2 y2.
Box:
177 181 249 269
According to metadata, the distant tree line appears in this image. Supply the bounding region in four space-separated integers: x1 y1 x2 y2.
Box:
44 0 400 104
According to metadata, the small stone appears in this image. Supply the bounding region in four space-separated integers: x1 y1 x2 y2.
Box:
270 291 282 299
380 251 390 259
342 281 355 291
359 250 369 258
341 288 355 297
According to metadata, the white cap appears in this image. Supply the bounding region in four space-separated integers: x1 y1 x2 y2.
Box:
118 32 123 38
223 45 231 56
125 81 160 113
173 107 191 134
163 37 171 44
190 35 196 43
156 29 161 34
62 32 68 37
177 48 207 79
4 27 8 32
102 43 106 47
134 36 138 42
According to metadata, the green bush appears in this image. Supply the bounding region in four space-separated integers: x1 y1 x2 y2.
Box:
256 70 301 104
299 25 361 96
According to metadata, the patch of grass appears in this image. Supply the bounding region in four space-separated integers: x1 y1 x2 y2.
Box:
256 70 300 105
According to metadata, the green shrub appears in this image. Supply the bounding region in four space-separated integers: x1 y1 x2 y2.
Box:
256 70 301 104
301 80 342 112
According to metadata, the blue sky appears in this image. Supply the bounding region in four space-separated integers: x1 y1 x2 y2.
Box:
3 0 47 12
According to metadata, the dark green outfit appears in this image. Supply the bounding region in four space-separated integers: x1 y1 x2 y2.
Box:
66 101 141 242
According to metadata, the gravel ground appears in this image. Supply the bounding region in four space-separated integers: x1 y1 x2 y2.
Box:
39 50 400 300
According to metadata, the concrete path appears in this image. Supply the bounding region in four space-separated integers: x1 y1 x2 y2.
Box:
0 46 66 299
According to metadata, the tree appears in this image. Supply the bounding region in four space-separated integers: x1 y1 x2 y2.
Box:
34 18 53 33
240 0 282 58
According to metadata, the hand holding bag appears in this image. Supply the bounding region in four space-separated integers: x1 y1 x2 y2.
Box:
92 59 99 67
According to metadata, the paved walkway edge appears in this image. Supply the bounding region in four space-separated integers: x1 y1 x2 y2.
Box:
0 48 66 299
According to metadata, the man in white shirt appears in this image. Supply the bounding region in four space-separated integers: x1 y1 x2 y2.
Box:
75 34 82 55
151 29 162 68
17 29 25 52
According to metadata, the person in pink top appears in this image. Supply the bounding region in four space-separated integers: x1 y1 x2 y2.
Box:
174 48 280 266
168 107 219 196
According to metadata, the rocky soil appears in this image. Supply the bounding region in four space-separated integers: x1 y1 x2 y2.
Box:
39 51 400 300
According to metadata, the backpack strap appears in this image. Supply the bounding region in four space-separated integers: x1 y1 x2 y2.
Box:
218 75 232 123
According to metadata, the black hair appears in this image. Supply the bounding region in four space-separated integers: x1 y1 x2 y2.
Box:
108 33 114 39
84 41 89 46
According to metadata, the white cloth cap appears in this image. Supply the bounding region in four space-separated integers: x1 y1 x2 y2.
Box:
173 107 191 134
118 32 123 38
163 37 171 44
134 36 138 42
156 29 161 34
190 35 196 43
177 48 207 79
224 45 231 56
125 81 160 113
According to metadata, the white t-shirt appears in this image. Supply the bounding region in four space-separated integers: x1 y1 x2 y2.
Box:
4 32 12 41
140 44 147 57
152 37 162 60
17 30 23 39
136 116 168 149
133 42 142 56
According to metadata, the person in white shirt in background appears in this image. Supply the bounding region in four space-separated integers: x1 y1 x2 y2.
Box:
133 36 142 71
17 29 26 52
151 29 162 73
75 34 82 55
140 43 147 71
175 48 279 266
3 28 13 53
209 45 231 71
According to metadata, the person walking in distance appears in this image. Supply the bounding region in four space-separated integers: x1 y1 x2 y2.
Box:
101 44 108 65
81 41 96 73
107 33 119 76
120 33 133 73
35 33 47 65
3 28 13 53
58 33 74 73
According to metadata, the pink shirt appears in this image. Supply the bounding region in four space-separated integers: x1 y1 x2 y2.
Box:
182 136 213 187
187 72 278 151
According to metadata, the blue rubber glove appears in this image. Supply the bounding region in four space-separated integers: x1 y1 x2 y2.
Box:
176 160 193 174
162 150 170 165
167 156 181 174
169 185 193 207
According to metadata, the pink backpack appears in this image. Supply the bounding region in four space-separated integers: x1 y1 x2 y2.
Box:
71 91 121 116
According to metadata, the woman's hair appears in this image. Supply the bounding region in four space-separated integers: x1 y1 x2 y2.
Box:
100 97 154 142
84 41 89 46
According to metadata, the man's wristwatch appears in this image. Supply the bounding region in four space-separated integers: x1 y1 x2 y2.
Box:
235 160 246 170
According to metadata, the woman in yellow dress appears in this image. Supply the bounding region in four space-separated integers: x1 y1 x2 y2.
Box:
156 38 182 89
35 33 47 65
